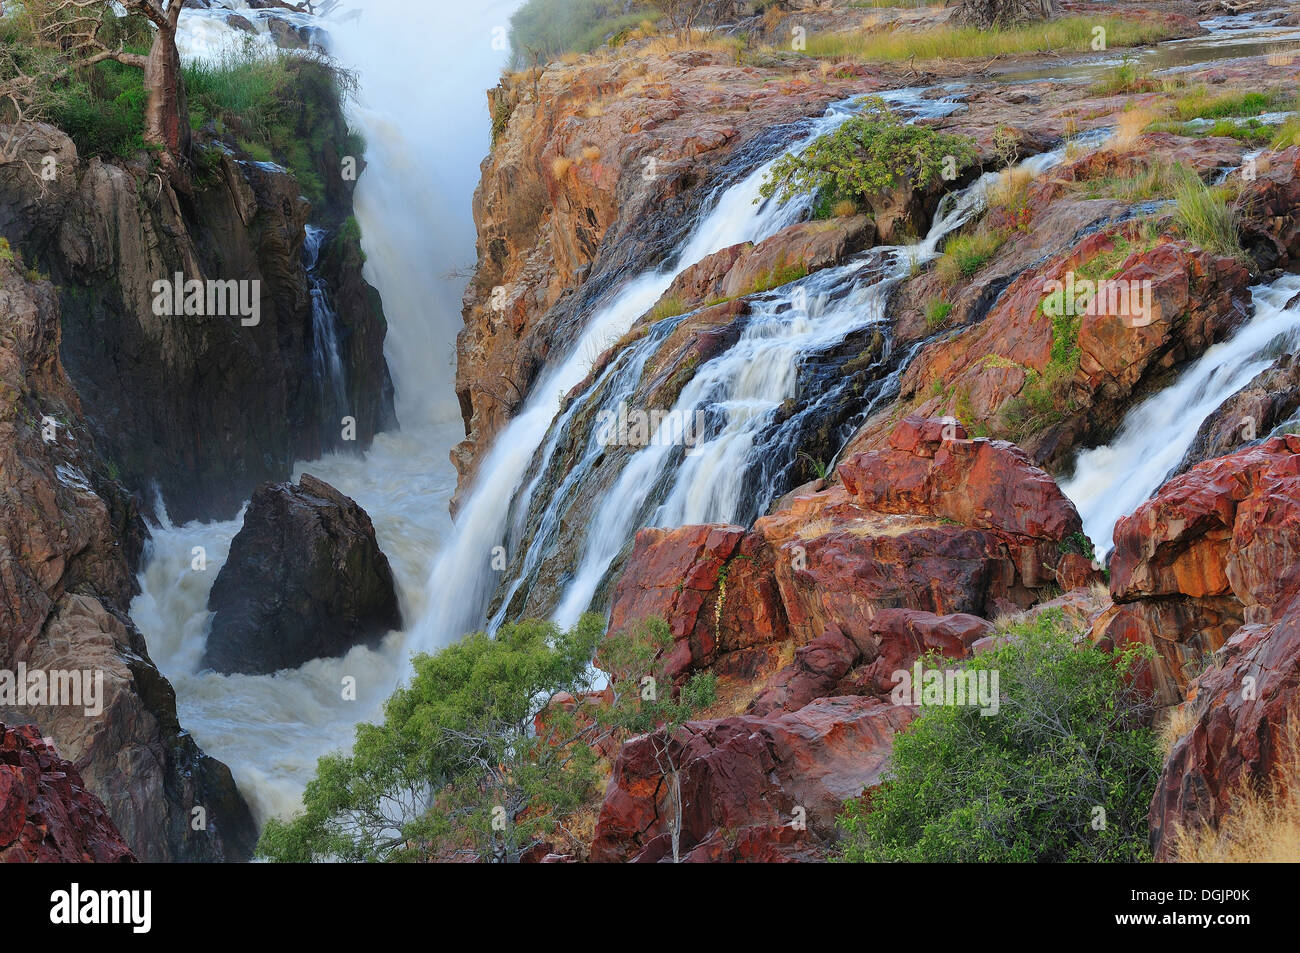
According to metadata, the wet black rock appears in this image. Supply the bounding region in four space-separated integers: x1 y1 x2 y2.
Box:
203 474 402 675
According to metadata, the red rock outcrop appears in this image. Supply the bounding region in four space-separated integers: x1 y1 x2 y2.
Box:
593 416 1090 860
1150 609 1300 859
589 696 913 863
606 415 1093 685
1091 436 1300 857
1238 146 1300 270
881 229 1252 469
0 723 135 863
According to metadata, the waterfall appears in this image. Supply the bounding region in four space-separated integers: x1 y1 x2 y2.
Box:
406 88 973 655
131 0 519 824
544 141 1086 629
1062 274 1300 557
303 225 348 417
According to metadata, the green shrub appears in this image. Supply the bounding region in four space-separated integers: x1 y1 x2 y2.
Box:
759 98 977 208
258 612 715 863
258 615 608 863
184 46 351 206
836 609 1160 862
48 58 150 160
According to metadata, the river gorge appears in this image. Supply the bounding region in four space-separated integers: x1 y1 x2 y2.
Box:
3 0 1300 867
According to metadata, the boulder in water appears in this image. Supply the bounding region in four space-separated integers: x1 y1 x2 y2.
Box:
203 474 402 675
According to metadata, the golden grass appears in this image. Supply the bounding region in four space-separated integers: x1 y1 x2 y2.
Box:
798 17 1173 63
581 145 602 162
1158 702 1196 758
987 166 1032 214
550 155 573 178
1171 714 1300 862
1110 108 1156 151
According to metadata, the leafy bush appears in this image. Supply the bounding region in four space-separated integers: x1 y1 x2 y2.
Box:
258 613 715 863
759 98 977 208
48 59 151 160
836 609 1161 862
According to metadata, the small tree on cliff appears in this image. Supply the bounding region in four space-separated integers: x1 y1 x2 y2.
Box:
258 615 608 863
653 0 737 43
35 0 191 173
258 613 715 863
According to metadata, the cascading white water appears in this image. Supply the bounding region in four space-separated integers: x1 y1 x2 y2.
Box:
131 0 520 823
303 225 348 413
1062 274 1300 557
406 89 969 654
548 139 1086 628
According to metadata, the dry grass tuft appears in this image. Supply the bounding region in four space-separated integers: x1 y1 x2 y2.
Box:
1171 712 1300 862
1110 108 1156 151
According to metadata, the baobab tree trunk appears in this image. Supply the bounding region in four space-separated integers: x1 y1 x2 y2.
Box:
143 20 189 162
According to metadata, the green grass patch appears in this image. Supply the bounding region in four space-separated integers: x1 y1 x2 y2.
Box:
1078 158 1200 203
1270 93 1300 150
646 294 687 323
1089 56 1155 96
936 229 1005 284
924 298 952 329
748 258 810 295
1148 116 1277 144
1173 175 1245 260
1170 87 1288 122
184 46 357 207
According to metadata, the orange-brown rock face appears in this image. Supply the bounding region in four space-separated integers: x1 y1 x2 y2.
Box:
593 415 1092 860
1091 436 1300 857
606 414 1093 679
0 257 255 862
453 50 886 506
0 723 135 863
